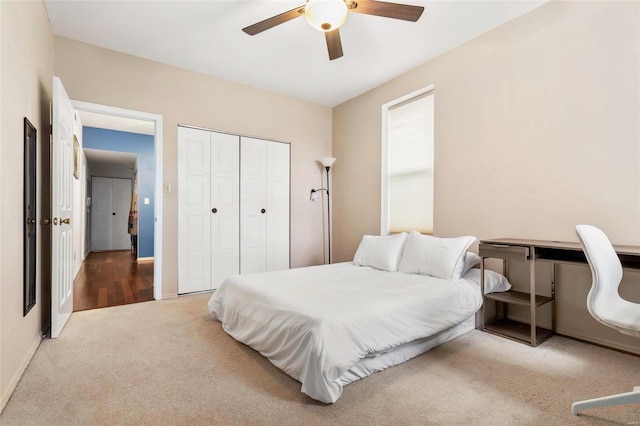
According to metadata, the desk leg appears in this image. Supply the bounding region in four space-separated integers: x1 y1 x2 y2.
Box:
480 257 485 329
530 246 537 346
552 263 556 333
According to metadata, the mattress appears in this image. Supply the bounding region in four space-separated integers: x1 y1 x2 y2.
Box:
209 262 483 403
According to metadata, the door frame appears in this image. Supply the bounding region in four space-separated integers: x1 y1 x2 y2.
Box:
72 100 164 300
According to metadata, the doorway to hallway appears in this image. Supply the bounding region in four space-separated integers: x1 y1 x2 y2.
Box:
73 250 153 311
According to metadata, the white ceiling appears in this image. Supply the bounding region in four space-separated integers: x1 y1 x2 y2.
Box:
44 0 547 107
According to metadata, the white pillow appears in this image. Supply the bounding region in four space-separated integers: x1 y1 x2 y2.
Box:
398 231 477 280
462 252 481 276
352 233 408 272
462 268 512 294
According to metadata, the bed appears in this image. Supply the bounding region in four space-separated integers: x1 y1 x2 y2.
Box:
208 232 509 403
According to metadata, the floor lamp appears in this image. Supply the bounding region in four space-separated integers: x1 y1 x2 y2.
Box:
310 157 336 264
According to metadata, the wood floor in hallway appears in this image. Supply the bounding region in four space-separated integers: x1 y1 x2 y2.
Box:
73 250 154 312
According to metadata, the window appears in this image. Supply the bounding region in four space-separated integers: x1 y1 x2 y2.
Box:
381 86 434 235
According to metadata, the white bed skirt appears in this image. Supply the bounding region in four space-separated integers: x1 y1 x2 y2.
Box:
336 314 477 386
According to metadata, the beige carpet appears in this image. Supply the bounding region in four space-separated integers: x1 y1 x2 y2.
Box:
2 293 639 425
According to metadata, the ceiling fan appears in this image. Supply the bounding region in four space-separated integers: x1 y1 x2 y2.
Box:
242 0 424 61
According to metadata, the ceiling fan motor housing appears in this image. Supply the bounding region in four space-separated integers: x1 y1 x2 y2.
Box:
305 0 349 32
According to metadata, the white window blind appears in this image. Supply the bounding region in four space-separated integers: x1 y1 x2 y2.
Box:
386 91 434 234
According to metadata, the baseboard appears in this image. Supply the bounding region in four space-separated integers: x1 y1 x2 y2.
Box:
495 312 640 355
136 257 154 263
556 327 640 356
0 336 42 413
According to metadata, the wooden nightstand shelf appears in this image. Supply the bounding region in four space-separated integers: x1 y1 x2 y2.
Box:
479 240 555 347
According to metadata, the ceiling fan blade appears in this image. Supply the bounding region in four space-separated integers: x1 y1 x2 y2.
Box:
242 6 305 35
325 29 344 61
348 0 424 22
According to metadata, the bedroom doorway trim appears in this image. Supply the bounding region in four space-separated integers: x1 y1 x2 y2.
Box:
71 100 164 300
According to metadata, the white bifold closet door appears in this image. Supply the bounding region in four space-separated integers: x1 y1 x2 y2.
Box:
178 127 212 294
178 127 240 294
211 132 240 287
178 127 289 295
91 177 132 251
240 138 290 274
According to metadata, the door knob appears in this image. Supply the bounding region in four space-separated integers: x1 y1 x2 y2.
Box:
261 209 266 214
26 218 36 225
61 218 71 225
112 212 116 215
212 208 218 214
43 218 51 225
52 218 58 225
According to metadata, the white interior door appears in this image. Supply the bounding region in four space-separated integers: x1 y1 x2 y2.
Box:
51 77 75 338
240 137 267 274
178 127 211 293
210 132 240 288
266 142 290 271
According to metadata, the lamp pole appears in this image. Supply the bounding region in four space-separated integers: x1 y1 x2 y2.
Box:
320 157 336 263
318 157 336 264
325 165 331 264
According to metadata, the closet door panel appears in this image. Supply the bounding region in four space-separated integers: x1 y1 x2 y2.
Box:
211 132 240 288
111 178 132 250
91 177 112 251
240 137 267 274
90 178 132 251
266 142 290 271
185 215 208 283
178 127 211 294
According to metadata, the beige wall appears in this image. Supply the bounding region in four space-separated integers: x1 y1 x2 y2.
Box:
0 0 54 410
54 37 333 298
332 1 640 353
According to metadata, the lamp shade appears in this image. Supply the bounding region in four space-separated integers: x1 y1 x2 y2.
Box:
305 0 348 32
319 157 336 168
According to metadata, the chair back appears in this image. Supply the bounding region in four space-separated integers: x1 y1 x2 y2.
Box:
575 224 624 326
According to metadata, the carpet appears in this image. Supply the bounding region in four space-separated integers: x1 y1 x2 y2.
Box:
2 293 639 425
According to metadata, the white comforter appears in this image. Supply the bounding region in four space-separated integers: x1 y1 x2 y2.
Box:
208 262 482 403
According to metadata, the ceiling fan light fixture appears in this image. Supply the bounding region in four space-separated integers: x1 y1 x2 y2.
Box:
305 0 348 32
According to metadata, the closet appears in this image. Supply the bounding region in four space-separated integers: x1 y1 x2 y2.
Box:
91 177 133 251
178 126 290 294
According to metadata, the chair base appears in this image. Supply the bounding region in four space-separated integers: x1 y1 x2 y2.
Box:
572 386 640 415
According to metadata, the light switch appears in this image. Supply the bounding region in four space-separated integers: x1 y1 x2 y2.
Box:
164 183 171 193
144 198 150 205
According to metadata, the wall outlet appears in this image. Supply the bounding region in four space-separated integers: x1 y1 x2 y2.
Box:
164 183 171 193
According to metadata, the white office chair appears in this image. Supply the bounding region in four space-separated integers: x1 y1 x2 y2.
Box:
572 224 640 415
